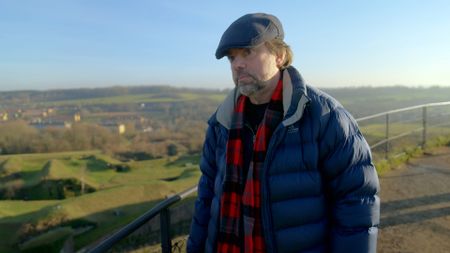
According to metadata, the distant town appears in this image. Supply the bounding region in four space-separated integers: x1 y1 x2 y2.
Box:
0 105 150 135
0 86 225 157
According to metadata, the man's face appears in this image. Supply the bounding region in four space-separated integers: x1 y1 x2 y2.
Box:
227 44 280 98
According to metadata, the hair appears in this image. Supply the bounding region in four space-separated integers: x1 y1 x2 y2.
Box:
265 38 293 69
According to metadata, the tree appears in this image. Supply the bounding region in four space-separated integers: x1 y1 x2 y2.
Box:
167 143 178 156
0 120 39 154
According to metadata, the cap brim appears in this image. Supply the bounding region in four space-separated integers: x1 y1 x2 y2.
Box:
215 44 256 59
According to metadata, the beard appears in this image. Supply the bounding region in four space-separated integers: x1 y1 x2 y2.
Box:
238 83 262 97
235 73 264 97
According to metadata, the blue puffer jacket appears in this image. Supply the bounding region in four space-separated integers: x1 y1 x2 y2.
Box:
188 66 380 253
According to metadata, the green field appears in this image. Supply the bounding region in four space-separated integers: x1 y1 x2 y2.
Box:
0 151 201 253
37 92 226 107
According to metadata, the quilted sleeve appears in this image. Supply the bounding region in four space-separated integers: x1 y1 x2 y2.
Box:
187 124 218 253
319 107 380 253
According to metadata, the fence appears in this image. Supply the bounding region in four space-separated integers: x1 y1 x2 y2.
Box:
357 101 450 159
87 101 450 253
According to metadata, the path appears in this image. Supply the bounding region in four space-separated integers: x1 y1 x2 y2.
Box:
378 146 450 253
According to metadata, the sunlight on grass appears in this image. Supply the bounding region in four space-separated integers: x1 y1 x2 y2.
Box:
0 200 60 219
0 150 201 252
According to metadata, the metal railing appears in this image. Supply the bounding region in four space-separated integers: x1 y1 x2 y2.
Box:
356 101 450 159
87 186 197 253
87 101 450 253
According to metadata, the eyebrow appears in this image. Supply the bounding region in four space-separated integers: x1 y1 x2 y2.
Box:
228 48 251 56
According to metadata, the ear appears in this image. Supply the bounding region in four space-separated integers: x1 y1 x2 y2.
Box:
275 51 286 68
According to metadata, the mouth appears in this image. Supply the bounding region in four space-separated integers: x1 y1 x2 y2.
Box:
237 73 252 82
238 76 250 82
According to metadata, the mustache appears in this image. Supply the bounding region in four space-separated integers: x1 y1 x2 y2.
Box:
235 71 255 80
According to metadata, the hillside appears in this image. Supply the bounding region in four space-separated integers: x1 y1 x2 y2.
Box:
0 151 201 253
323 86 450 117
2 85 450 114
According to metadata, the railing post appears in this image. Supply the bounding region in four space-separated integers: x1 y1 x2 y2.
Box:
422 106 427 147
160 207 172 253
385 113 390 159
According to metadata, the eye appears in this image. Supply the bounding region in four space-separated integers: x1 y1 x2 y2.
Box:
227 55 235 62
242 48 251 57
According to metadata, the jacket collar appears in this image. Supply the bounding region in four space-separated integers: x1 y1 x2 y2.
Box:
216 66 310 129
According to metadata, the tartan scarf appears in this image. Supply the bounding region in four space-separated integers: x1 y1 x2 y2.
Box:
217 76 284 253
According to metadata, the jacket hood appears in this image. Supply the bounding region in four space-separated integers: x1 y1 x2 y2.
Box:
216 66 310 129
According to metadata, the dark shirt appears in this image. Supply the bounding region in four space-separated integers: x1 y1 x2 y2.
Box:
241 99 269 184
245 99 269 134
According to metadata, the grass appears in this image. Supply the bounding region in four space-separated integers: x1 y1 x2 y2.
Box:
0 202 64 253
0 151 201 253
372 134 450 175
127 235 189 253
37 92 225 107
19 227 73 253
360 123 428 144
0 200 60 220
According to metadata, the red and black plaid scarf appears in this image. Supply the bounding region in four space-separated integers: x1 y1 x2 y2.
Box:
217 76 284 253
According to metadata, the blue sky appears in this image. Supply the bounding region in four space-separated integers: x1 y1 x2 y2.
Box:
1 0 449 91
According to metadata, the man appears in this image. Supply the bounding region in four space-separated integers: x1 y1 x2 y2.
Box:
188 13 380 253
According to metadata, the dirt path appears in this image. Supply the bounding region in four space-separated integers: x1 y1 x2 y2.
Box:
378 146 450 253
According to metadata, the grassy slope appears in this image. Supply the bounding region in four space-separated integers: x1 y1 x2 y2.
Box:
0 151 201 252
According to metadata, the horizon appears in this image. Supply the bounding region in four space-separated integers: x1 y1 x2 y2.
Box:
1 1 450 91
2 83 450 94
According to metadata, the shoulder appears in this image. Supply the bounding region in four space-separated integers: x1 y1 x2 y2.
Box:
305 85 344 116
304 86 360 145
205 111 228 145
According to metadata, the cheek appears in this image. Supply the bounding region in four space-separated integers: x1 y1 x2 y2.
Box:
264 59 279 77
230 68 238 84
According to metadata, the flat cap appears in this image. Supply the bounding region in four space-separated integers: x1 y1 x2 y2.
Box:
215 13 284 59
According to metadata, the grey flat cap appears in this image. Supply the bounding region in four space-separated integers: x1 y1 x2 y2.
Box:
215 13 284 59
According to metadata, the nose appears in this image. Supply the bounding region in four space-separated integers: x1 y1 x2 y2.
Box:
231 55 246 70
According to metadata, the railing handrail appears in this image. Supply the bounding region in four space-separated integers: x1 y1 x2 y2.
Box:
88 101 450 253
87 186 197 253
356 101 450 122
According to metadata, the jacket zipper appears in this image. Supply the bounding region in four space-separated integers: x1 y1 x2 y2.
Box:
244 123 257 144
